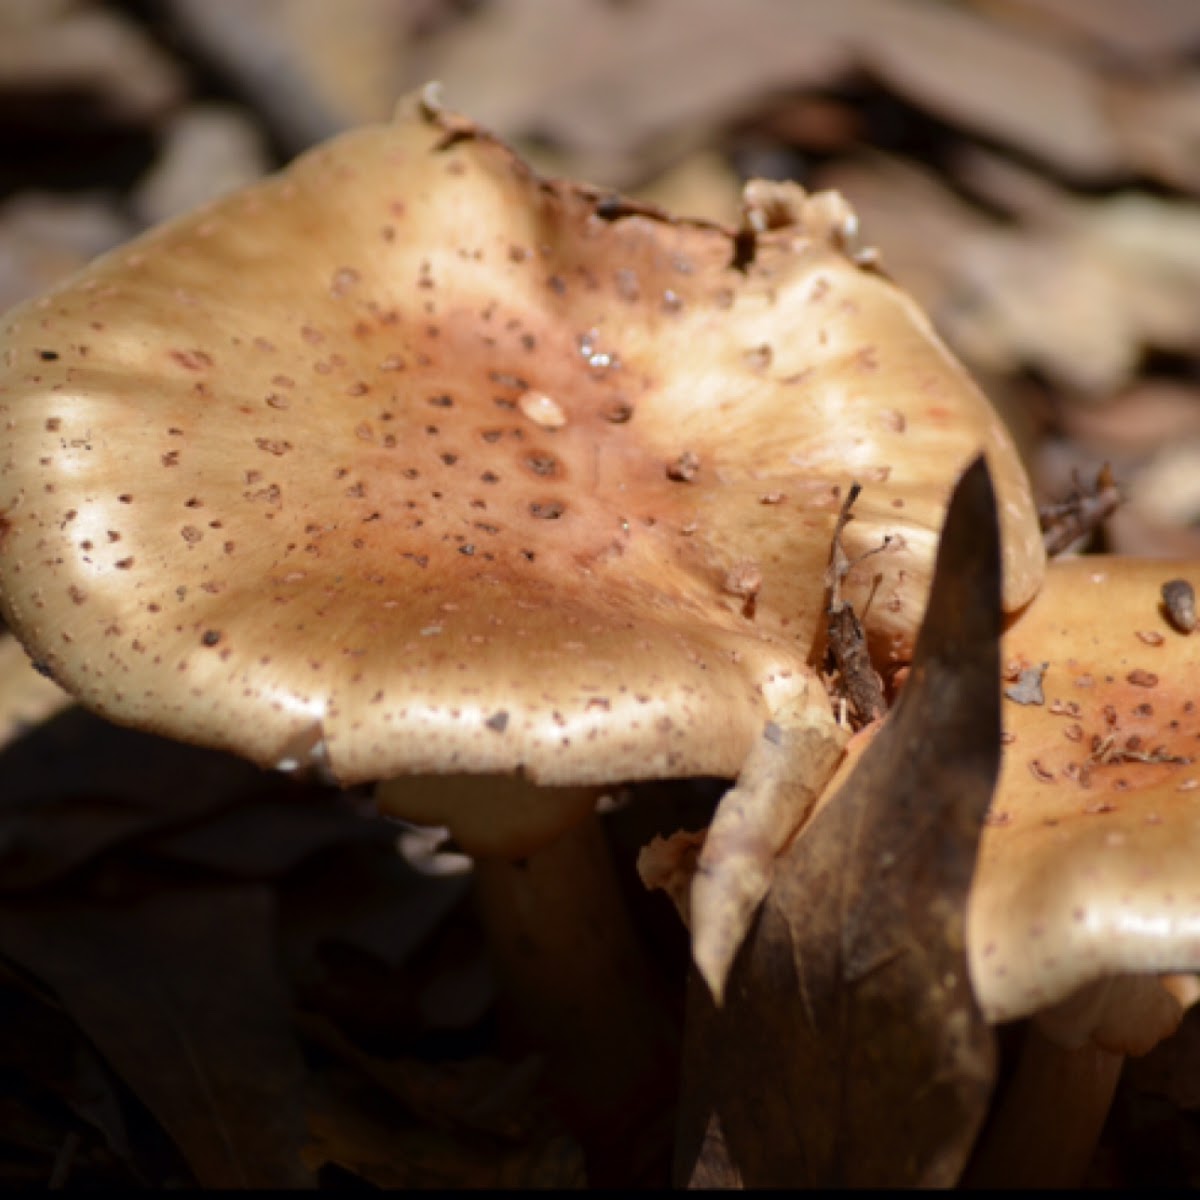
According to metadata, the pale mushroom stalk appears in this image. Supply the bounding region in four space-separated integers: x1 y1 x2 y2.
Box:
972 970 1190 1187
963 1023 1123 1187
967 975 1181 1186
0 91 1044 1179
379 772 677 1175
471 803 676 1173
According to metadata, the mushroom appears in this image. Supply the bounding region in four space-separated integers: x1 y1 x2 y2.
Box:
966 554 1200 1185
0 89 1044 1166
647 552 1200 1183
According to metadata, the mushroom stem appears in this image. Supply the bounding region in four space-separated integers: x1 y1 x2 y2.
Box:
962 1021 1122 1187
376 771 679 1177
473 804 678 1184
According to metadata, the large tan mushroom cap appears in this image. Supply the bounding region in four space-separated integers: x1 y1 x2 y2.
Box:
972 556 1200 1025
0 92 1042 787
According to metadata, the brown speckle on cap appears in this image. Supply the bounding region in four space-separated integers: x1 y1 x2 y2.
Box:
666 451 700 483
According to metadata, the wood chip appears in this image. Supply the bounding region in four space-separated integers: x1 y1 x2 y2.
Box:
1038 463 1121 556
1162 578 1196 633
1004 662 1047 705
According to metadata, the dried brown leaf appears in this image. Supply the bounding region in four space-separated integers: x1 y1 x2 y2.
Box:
981 0 1200 64
419 0 1124 187
0 884 313 1189
0 192 133 312
279 839 471 975
0 962 140 1182
278 842 482 1062
415 0 852 184
143 789 392 879
0 715 270 890
0 5 183 123
854 0 1122 179
303 1066 586 1189
1125 440 1200 540
1111 74 1200 194
162 0 436 148
675 458 1001 1187
1058 381 1200 461
817 154 992 293
824 160 1200 402
302 1012 549 1141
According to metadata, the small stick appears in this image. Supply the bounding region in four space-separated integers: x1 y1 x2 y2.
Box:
825 484 888 726
1039 464 1121 556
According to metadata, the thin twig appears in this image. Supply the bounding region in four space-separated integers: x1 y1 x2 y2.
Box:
1039 463 1121 556
825 484 888 726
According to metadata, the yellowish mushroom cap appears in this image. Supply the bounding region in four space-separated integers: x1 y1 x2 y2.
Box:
0 91 1042 790
973 556 1200 1025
